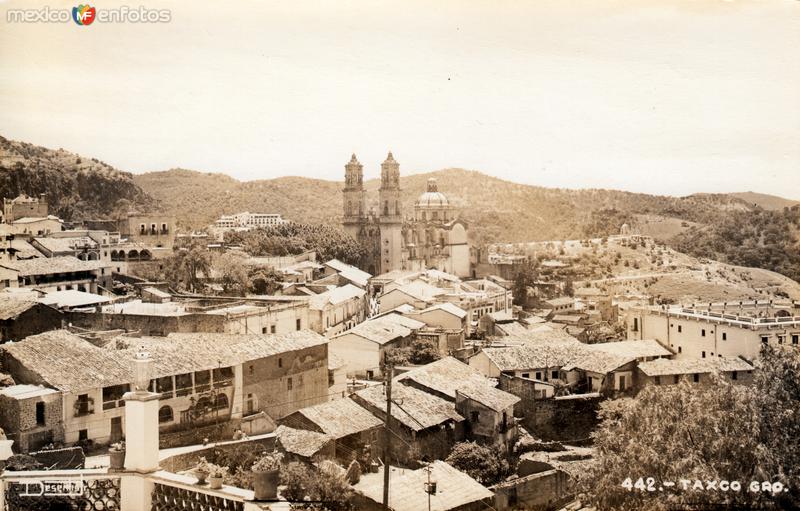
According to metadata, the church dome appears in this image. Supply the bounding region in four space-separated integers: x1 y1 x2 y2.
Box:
416 178 449 208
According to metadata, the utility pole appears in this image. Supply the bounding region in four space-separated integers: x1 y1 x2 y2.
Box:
382 365 393 510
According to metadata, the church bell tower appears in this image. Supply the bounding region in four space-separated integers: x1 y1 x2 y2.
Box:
342 153 365 240
379 152 403 273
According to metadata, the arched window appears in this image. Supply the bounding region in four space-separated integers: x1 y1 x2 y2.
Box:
158 405 173 423
214 394 229 410
383 201 389 216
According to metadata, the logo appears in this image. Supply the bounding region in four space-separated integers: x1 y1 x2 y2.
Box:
72 4 96 25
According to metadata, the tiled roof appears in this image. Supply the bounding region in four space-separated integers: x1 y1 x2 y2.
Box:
2 329 328 393
564 340 673 374
275 425 332 458
308 284 365 310
491 326 581 346
324 259 371 287
0 298 41 320
417 302 467 319
7 240 43 259
397 357 519 411
545 297 574 307
0 256 102 276
480 339 590 372
289 398 383 439
353 460 492 511
456 384 519 413
334 315 422 345
638 357 754 377
354 382 463 431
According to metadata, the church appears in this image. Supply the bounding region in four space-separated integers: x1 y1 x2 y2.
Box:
342 152 470 278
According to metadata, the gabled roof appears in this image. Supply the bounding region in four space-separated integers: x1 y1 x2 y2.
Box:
638 357 754 377
334 315 422 345
0 298 43 320
397 357 519 411
308 284 365 310
353 461 493 511
354 383 463 431
288 397 383 439
479 339 590 372
0 256 102 276
416 302 467 319
324 259 371 287
2 329 328 393
275 425 332 458
389 281 445 302
561 340 672 374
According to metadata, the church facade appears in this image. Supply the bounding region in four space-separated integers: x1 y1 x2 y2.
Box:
342 152 470 278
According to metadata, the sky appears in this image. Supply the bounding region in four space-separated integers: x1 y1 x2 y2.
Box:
1 0 798 198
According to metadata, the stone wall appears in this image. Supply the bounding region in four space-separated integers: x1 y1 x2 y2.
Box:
520 395 602 442
491 469 571 510
159 436 276 472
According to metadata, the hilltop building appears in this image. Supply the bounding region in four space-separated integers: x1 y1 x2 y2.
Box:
626 301 800 361
3 194 49 223
342 153 470 278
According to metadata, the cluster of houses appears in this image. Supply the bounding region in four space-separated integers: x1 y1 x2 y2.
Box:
0 192 797 510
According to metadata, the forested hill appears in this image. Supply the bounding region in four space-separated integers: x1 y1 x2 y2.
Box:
0 136 153 221
0 135 796 283
135 167 757 242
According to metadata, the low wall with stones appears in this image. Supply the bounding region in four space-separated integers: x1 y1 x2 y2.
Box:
520 395 602 442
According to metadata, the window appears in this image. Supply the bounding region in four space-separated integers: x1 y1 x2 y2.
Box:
535 372 542 380
521 373 530 379
194 370 211 393
673 375 680 384
139 224 146 235
632 318 638 332
270 325 276 334
722 332 727 341
778 335 785 344
551 370 558 380
470 411 479 423
79 429 88 441
678 325 682 333
214 394 229 410
158 405 173 423
701 351 706 358
287 377 293 390
262 327 267 334
296 319 302 330
278 358 283 368
693 374 700 383
701 329 706 337
678 346 682 354
156 376 174 398
213 366 234 387
249 365 255 376
793 334 799 345
175 373 192 396
36 401 45 425
161 223 168 234
761 336 769 344
75 394 93 417
731 371 738 381
298 374 304 387
654 376 661 385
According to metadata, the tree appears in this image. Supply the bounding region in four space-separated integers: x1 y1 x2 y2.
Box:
512 259 538 307
214 252 249 295
247 267 283 295
584 345 800 510
280 461 355 509
163 245 212 292
445 441 509 485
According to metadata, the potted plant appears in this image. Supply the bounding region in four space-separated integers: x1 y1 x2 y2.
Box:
208 464 227 490
251 452 283 500
194 457 212 485
109 441 125 470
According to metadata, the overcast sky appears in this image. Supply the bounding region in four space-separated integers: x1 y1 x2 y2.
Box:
1 0 798 198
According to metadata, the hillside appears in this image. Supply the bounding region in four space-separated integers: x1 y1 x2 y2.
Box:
729 191 799 211
0 136 153 221
134 167 756 241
